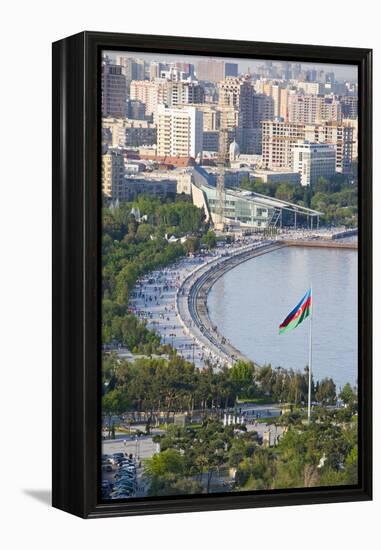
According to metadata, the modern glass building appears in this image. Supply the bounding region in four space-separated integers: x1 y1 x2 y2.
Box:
192 166 322 229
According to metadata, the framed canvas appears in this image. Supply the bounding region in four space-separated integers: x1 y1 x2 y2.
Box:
52 31 372 518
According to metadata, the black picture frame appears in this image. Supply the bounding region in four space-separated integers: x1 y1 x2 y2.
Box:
52 31 372 519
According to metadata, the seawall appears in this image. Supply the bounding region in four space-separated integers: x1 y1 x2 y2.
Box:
176 237 358 369
176 241 286 368
283 239 357 249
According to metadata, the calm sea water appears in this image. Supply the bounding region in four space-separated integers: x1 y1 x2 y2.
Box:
208 246 358 390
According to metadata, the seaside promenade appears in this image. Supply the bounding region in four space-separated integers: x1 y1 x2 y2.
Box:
129 238 285 368
128 228 357 370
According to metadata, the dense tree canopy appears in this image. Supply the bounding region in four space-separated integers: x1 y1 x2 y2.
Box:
102 195 211 348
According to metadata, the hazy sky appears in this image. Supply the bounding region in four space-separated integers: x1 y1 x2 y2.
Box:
105 50 357 83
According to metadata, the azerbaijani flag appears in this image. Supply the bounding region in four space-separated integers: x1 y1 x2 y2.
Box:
279 289 312 334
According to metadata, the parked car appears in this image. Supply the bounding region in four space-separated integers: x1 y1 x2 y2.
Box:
110 452 125 465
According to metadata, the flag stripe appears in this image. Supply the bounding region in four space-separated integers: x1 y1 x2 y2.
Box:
279 289 311 328
279 289 312 334
279 303 311 333
279 296 312 329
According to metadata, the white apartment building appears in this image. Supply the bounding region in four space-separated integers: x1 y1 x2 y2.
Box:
304 123 354 173
262 120 354 173
292 141 336 186
156 105 203 159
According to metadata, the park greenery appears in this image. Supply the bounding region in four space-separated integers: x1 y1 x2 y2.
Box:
102 354 357 419
102 194 215 349
144 412 358 495
101 191 358 497
102 352 358 495
240 166 358 228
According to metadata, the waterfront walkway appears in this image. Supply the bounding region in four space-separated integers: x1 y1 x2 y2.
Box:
177 240 285 368
129 245 245 368
128 228 357 370
129 239 285 369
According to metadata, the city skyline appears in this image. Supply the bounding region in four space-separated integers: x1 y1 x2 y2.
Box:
101 45 359 501
105 50 358 82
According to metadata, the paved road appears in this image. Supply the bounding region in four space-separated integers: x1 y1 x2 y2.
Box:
129 250 231 369
128 239 272 370
102 435 159 460
178 240 285 368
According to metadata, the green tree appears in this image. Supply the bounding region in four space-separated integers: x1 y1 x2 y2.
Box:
340 383 357 406
315 377 337 405
229 361 256 400
201 230 217 250
275 183 294 202
184 236 200 254
144 448 184 478
102 388 128 438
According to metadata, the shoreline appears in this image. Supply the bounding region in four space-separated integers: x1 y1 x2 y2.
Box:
176 236 358 370
128 231 358 373
176 241 286 368
283 239 357 249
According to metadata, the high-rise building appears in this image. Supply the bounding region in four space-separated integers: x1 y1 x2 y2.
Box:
218 76 255 153
288 94 318 125
341 95 358 119
305 122 354 173
218 77 254 127
296 81 320 95
117 57 145 82
218 129 237 162
149 61 168 80
261 80 287 118
102 150 126 200
288 94 342 125
196 59 225 82
202 131 220 152
342 118 358 160
129 80 168 116
127 99 146 120
319 96 342 123
101 62 127 118
292 141 336 186
183 104 220 131
156 105 203 158
253 93 274 127
279 87 291 120
262 120 354 173
291 63 302 80
166 81 205 106
175 62 195 79
159 66 188 81
262 121 306 169
225 63 239 77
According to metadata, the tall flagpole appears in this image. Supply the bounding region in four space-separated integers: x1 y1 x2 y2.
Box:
307 285 313 422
